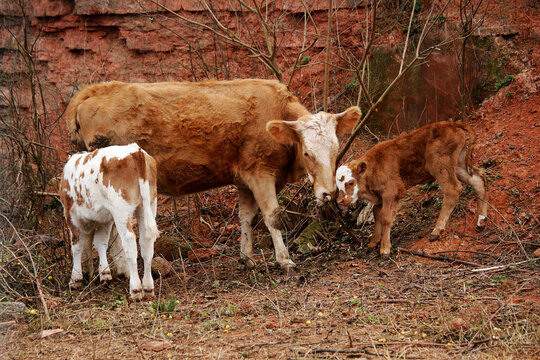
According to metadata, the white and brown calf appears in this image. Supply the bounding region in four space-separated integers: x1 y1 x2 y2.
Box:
336 121 488 257
60 143 159 300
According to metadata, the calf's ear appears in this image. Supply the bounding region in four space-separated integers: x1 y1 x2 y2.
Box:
266 120 300 145
358 162 367 174
335 106 362 134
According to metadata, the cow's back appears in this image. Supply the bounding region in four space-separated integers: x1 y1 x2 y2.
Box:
362 122 470 187
66 79 303 195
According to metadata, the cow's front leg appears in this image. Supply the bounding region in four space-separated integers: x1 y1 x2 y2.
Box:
378 197 399 258
368 204 382 249
238 187 258 269
245 176 295 271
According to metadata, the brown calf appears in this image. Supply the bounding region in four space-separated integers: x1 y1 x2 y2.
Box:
336 121 488 257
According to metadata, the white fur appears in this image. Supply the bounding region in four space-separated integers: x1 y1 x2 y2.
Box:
477 214 486 227
298 112 339 201
336 165 358 204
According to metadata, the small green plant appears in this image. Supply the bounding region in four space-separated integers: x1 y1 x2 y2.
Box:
420 182 439 191
494 74 514 91
300 56 311 65
150 295 178 313
491 275 507 283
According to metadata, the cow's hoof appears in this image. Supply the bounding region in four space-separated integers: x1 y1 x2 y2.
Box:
380 252 390 260
144 289 155 299
130 288 144 301
429 233 439 242
367 240 378 249
279 259 296 269
100 271 112 283
69 279 82 289
239 257 256 270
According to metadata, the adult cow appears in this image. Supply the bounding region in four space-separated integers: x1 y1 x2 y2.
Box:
65 79 361 270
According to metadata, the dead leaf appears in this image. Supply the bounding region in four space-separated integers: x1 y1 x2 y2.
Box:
140 340 171 352
41 328 63 338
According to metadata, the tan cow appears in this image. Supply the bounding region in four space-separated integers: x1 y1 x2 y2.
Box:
336 121 488 257
65 79 361 270
60 143 159 300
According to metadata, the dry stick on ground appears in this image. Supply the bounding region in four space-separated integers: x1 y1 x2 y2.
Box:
483 199 530 259
398 248 482 267
0 214 50 320
470 258 538 273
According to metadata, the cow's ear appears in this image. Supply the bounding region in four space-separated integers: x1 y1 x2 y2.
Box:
358 162 367 174
335 106 362 134
266 120 300 145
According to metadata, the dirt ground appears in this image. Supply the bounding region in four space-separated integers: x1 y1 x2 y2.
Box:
1 77 539 360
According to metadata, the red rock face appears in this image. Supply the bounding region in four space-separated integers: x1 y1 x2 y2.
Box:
0 0 537 134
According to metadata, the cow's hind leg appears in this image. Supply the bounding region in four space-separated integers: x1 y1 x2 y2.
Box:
109 226 129 278
93 222 114 283
70 230 92 289
238 186 259 269
430 168 462 241
244 175 295 271
456 165 488 230
136 206 156 298
114 217 143 300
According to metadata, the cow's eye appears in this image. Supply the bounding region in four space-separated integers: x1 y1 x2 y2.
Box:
347 180 354 186
304 152 310 158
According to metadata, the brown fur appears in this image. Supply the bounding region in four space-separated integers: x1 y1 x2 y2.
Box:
338 121 488 256
65 79 313 195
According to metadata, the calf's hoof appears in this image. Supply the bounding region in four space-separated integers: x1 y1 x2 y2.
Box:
69 278 82 289
429 233 440 242
379 252 390 259
130 288 144 301
100 270 112 283
144 288 155 299
239 257 256 270
367 241 378 249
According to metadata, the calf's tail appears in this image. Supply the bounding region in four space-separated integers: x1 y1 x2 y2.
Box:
136 151 159 240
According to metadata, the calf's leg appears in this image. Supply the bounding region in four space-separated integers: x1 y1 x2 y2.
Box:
136 206 156 298
70 230 92 289
114 216 143 300
93 222 114 283
378 198 399 258
368 204 382 249
456 166 488 230
238 186 259 268
430 169 462 241
109 226 129 278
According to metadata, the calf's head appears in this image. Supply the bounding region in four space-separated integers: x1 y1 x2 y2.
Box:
336 161 368 207
267 107 361 203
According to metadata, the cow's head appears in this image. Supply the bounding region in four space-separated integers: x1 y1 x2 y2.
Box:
267 106 361 203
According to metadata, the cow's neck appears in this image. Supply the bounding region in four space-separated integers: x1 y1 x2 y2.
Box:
287 143 308 184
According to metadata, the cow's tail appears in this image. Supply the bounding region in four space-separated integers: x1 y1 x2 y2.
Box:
65 87 92 150
460 122 479 176
137 151 159 241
